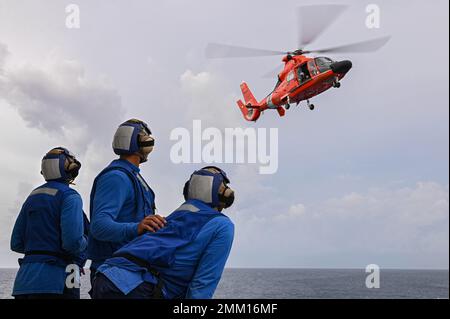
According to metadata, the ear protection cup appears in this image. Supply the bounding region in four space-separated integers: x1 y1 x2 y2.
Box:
41 147 81 183
138 131 155 157
218 184 235 208
202 166 234 208
65 156 81 180
183 166 234 209
114 119 155 162
138 134 155 148
183 180 189 201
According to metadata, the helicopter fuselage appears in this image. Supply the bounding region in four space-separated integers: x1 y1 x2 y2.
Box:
237 54 352 121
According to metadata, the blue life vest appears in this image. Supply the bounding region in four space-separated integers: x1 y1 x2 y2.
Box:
111 200 227 281
88 160 156 263
72 212 90 267
20 181 79 266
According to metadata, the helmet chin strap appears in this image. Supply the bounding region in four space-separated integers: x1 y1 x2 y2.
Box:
217 183 235 209
138 152 148 164
136 130 154 164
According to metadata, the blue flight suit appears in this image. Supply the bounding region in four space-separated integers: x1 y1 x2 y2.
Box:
93 199 234 299
87 159 156 274
10 181 88 298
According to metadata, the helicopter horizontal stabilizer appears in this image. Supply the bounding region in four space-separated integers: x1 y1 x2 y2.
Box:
237 99 261 122
276 107 285 117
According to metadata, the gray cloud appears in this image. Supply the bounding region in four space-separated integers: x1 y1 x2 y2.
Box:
0 43 125 154
0 182 33 267
0 43 128 264
0 0 448 270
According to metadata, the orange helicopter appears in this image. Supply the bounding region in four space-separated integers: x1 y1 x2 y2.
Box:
206 5 390 122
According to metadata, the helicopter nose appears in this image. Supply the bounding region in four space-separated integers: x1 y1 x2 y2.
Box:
330 60 353 74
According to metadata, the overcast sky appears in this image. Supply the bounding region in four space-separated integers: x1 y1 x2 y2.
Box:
0 0 448 269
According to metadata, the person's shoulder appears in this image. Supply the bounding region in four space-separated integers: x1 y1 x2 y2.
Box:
217 215 234 227
60 184 81 197
97 167 132 185
62 189 83 205
206 215 234 235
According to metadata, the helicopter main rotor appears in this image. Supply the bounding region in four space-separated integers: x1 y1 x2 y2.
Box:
205 4 391 75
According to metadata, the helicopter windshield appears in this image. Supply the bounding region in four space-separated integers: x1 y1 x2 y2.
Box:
315 57 334 73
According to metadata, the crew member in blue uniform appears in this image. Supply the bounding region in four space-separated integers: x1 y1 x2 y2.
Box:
88 119 166 287
91 167 235 299
10 147 88 299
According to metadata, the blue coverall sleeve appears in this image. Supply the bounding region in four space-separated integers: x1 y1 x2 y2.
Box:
10 206 26 253
60 193 88 255
186 218 235 299
90 172 139 243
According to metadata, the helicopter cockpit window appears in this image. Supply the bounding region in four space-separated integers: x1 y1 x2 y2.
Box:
315 57 334 73
297 63 311 84
308 61 319 77
287 71 295 82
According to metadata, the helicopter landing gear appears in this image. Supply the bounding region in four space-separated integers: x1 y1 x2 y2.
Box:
307 99 315 110
333 78 341 88
284 97 292 110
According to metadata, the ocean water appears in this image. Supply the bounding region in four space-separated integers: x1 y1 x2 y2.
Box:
0 268 448 299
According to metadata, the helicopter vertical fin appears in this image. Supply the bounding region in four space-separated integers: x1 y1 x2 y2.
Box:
240 82 258 106
237 82 261 122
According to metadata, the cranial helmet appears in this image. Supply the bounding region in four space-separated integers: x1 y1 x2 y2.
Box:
41 147 81 183
183 166 235 209
112 119 155 163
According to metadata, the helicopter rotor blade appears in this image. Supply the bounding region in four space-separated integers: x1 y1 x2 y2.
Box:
298 4 348 48
205 43 286 59
262 64 284 78
304 36 391 54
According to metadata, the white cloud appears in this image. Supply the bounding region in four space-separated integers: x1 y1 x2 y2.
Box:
274 204 306 221
0 0 448 272
0 44 125 154
0 43 8 72
228 181 449 269
288 203 306 217
322 182 449 226
0 43 129 268
180 69 241 128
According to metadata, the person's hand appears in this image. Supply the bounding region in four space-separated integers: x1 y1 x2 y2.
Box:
137 215 167 235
